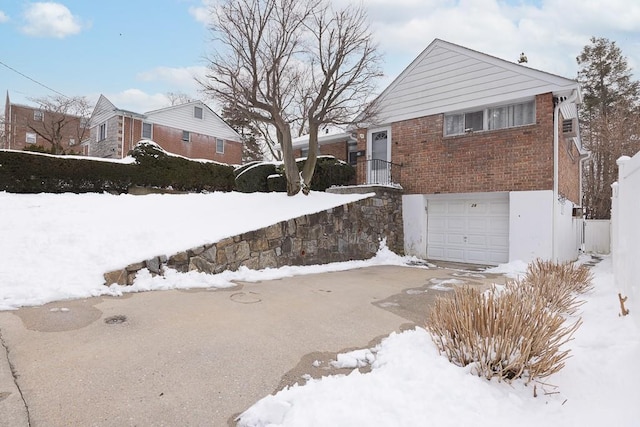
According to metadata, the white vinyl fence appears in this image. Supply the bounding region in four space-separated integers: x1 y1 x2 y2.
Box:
584 220 611 254
611 152 640 327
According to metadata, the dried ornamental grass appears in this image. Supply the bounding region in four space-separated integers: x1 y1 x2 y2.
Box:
427 260 591 384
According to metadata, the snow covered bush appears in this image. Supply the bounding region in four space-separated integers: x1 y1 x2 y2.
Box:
427 261 592 384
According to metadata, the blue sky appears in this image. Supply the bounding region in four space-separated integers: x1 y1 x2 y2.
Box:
1 0 639 113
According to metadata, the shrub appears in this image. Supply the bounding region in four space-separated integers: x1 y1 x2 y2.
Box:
234 162 278 193
427 260 592 384
129 142 235 192
307 156 355 191
234 156 355 193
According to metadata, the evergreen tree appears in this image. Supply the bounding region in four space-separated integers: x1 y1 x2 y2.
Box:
221 104 265 162
577 37 640 219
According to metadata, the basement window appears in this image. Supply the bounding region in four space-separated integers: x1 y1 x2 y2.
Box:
182 130 190 142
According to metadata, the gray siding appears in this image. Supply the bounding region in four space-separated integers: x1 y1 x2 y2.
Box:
145 102 240 142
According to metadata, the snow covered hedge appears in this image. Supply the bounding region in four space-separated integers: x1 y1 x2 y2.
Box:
0 142 235 193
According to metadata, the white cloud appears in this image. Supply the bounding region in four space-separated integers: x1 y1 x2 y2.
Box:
105 89 171 113
0 10 9 23
21 2 85 38
359 0 640 82
189 0 215 25
137 65 208 91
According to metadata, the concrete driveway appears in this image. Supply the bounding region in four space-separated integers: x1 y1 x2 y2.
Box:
0 264 506 426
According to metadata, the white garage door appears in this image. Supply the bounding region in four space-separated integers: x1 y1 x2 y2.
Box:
427 197 509 265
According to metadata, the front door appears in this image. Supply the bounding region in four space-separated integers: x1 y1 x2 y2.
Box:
368 128 391 184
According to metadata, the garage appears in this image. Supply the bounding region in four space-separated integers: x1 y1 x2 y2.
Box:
427 195 509 265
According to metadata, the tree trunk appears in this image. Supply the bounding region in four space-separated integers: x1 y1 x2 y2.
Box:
275 119 301 196
300 123 319 195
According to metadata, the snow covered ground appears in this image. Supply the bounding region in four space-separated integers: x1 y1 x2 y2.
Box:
238 255 640 426
0 190 380 310
1 191 638 426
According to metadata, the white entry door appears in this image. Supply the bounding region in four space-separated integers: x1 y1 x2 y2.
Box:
427 196 509 265
367 128 391 184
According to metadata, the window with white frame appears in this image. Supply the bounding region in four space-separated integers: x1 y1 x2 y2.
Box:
98 123 107 141
488 101 535 130
69 138 76 146
26 132 37 144
194 106 203 119
142 122 153 139
216 138 224 153
182 130 190 142
33 110 43 121
444 100 535 136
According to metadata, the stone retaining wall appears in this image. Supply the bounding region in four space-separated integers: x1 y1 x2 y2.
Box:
104 186 404 286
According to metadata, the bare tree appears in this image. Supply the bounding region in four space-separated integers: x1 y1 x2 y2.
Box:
25 95 92 155
165 91 194 106
199 0 381 195
577 37 640 218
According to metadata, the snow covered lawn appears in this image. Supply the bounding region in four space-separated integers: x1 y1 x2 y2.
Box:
0 191 375 310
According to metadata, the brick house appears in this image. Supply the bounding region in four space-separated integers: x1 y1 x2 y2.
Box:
84 95 243 163
319 39 588 265
291 128 358 165
3 92 89 154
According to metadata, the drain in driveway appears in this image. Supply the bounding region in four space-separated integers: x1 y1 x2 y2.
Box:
230 291 262 304
104 315 127 324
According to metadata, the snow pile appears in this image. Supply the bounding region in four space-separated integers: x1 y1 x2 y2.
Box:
238 256 640 426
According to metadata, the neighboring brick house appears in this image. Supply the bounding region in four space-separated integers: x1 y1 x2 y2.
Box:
3 92 88 154
291 128 358 165
84 95 243 163
321 39 588 265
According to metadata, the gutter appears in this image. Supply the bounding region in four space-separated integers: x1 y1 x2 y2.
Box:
552 89 579 261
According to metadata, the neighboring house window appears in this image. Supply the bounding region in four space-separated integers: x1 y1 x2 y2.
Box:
69 138 76 146
26 132 37 144
444 100 535 136
33 110 43 121
182 130 190 142
194 106 203 119
216 138 224 154
142 122 153 139
300 148 309 157
98 123 107 141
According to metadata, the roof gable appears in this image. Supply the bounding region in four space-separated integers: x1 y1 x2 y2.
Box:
145 101 242 142
374 39 580 125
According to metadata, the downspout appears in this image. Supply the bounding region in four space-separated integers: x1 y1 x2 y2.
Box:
552 89 579 261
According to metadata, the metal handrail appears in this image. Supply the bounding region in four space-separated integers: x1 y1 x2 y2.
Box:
365 158 401 186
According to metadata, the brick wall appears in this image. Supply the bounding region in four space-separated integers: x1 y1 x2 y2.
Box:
88 116 243 164
4 103 87 154
293 140 349 162
353 93 581 198
151 124 243 164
